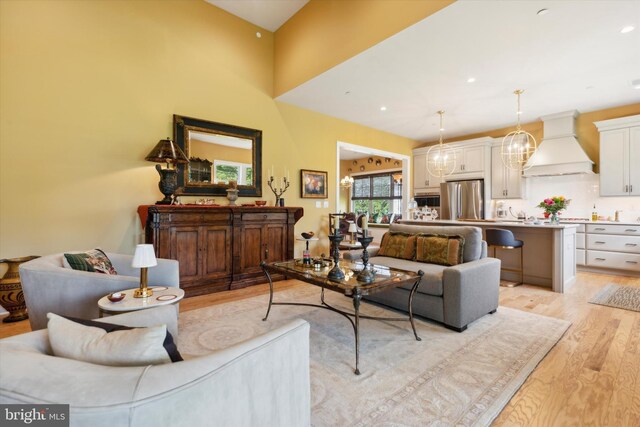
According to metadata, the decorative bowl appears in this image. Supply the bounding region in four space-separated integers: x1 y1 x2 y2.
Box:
301 232 315 239
255 200 267 206
107 292 125 302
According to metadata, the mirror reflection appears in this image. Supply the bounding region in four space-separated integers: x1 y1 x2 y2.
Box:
188 130 253 186
173 115 262 197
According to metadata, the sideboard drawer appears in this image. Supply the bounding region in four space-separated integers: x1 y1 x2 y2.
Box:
242 212 288 222
576 233 585 249
587 250 640 271
586 234 640 254
586 224 640 235
576 249 585 265
169 212 231 223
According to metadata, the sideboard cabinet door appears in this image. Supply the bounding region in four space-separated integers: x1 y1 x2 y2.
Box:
144 206 303 297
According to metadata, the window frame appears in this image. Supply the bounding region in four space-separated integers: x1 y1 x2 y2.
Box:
350 171 403 220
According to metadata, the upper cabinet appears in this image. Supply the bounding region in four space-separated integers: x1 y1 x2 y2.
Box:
449 145 485 175
491 144 524 199
595 115 640 197
413 137 493 196
413 152 442 193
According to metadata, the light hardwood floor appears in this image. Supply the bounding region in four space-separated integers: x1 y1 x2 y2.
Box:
2 272 639 426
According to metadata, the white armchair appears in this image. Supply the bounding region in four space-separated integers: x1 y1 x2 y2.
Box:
19 252 180 330
0 306 311 427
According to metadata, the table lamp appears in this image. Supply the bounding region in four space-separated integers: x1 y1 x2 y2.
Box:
348 221 358 243
132 244 157 298
145 138 189 205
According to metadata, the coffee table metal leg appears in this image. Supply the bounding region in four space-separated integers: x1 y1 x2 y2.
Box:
408 271 424 341
261 262 274 321
353 288 362 375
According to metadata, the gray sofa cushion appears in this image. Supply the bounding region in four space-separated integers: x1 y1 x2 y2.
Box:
371 256 446 297
389 224 483 262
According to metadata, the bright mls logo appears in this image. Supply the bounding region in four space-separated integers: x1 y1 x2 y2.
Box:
1 405 69 426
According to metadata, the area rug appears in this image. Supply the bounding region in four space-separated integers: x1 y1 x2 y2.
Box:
589 284 640 312
178 287 570 426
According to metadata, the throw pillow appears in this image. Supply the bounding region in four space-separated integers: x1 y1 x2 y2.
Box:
47 313 183 366
63 249 118 275
415 234 465 266
378 232 417 260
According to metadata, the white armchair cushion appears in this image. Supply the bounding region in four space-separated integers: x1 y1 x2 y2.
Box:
47 313 181 366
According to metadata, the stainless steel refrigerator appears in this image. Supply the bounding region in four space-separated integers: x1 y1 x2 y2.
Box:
440 180 484 220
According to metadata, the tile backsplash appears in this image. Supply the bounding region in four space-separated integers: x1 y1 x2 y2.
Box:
492 174 640 223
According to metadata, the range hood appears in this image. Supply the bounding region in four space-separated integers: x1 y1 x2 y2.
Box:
523 110 594 177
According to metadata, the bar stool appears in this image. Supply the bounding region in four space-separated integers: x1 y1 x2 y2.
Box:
485 228 524 287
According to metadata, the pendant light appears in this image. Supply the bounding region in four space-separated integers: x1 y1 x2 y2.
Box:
426 111 456 178
501 90 537 171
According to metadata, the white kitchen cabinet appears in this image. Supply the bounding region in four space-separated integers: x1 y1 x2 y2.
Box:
491 145 524 199
413 151 443 193
576 221 640 273
595 115 640 197
448 145 485 175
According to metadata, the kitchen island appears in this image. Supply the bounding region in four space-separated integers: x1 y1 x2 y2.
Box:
399 219 579 293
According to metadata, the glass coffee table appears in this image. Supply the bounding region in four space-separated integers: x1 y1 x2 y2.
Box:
261 259 423 375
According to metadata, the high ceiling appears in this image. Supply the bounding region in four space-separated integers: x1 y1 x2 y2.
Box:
206 0 308 32
276 0 640 142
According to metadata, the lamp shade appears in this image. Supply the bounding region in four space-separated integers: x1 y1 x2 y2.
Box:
145 138 189 164
348 222 358 233
132 244 158 268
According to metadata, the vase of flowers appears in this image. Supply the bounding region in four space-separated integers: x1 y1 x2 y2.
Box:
537 196 570 224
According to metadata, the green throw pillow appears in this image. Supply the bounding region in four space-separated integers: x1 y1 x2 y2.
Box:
415 234 465 266
63 249 117 275
378 232 417 260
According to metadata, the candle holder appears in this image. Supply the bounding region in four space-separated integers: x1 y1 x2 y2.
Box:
356 233 375 283
327 229 345 281
267 176 290 206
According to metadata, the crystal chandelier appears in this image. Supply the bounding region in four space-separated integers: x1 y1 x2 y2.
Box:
501 90 537 171
340 175 354 188
426 111 456 178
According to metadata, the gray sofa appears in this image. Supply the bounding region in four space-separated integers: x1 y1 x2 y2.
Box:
0 306 310 427
344 224 501 332
20 252 180 331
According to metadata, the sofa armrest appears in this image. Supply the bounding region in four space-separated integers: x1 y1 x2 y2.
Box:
21 266 141 330
442 258 501 329
342 246 380 261
110 254 180 287
95 305 179 339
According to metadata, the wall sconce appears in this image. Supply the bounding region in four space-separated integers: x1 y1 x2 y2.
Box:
145 138 189 204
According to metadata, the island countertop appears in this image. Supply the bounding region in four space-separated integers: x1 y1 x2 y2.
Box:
399 219 580 229
399 218 578 293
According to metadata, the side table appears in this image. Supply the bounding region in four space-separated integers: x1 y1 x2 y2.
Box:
98 286 185 317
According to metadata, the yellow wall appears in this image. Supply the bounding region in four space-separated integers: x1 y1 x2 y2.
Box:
0 0 415 259
415 103 640 173
274 0 454 96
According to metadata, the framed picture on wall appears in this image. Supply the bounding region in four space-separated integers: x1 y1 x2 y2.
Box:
300 169 328 199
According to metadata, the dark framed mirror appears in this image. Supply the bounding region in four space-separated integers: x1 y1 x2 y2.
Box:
173 115 262 197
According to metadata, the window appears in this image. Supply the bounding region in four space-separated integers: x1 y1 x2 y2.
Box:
351 171 402 223
213 160 253 185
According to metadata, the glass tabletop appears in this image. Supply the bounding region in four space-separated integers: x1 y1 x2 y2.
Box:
266 259 419 292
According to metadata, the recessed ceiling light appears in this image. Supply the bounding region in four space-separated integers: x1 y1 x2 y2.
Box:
537 8 549 16
621 25 635 34
380 106 387 111
467 77 476 83
256 32 262 38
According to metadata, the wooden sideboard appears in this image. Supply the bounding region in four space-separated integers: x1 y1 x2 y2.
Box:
143 205 304 297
